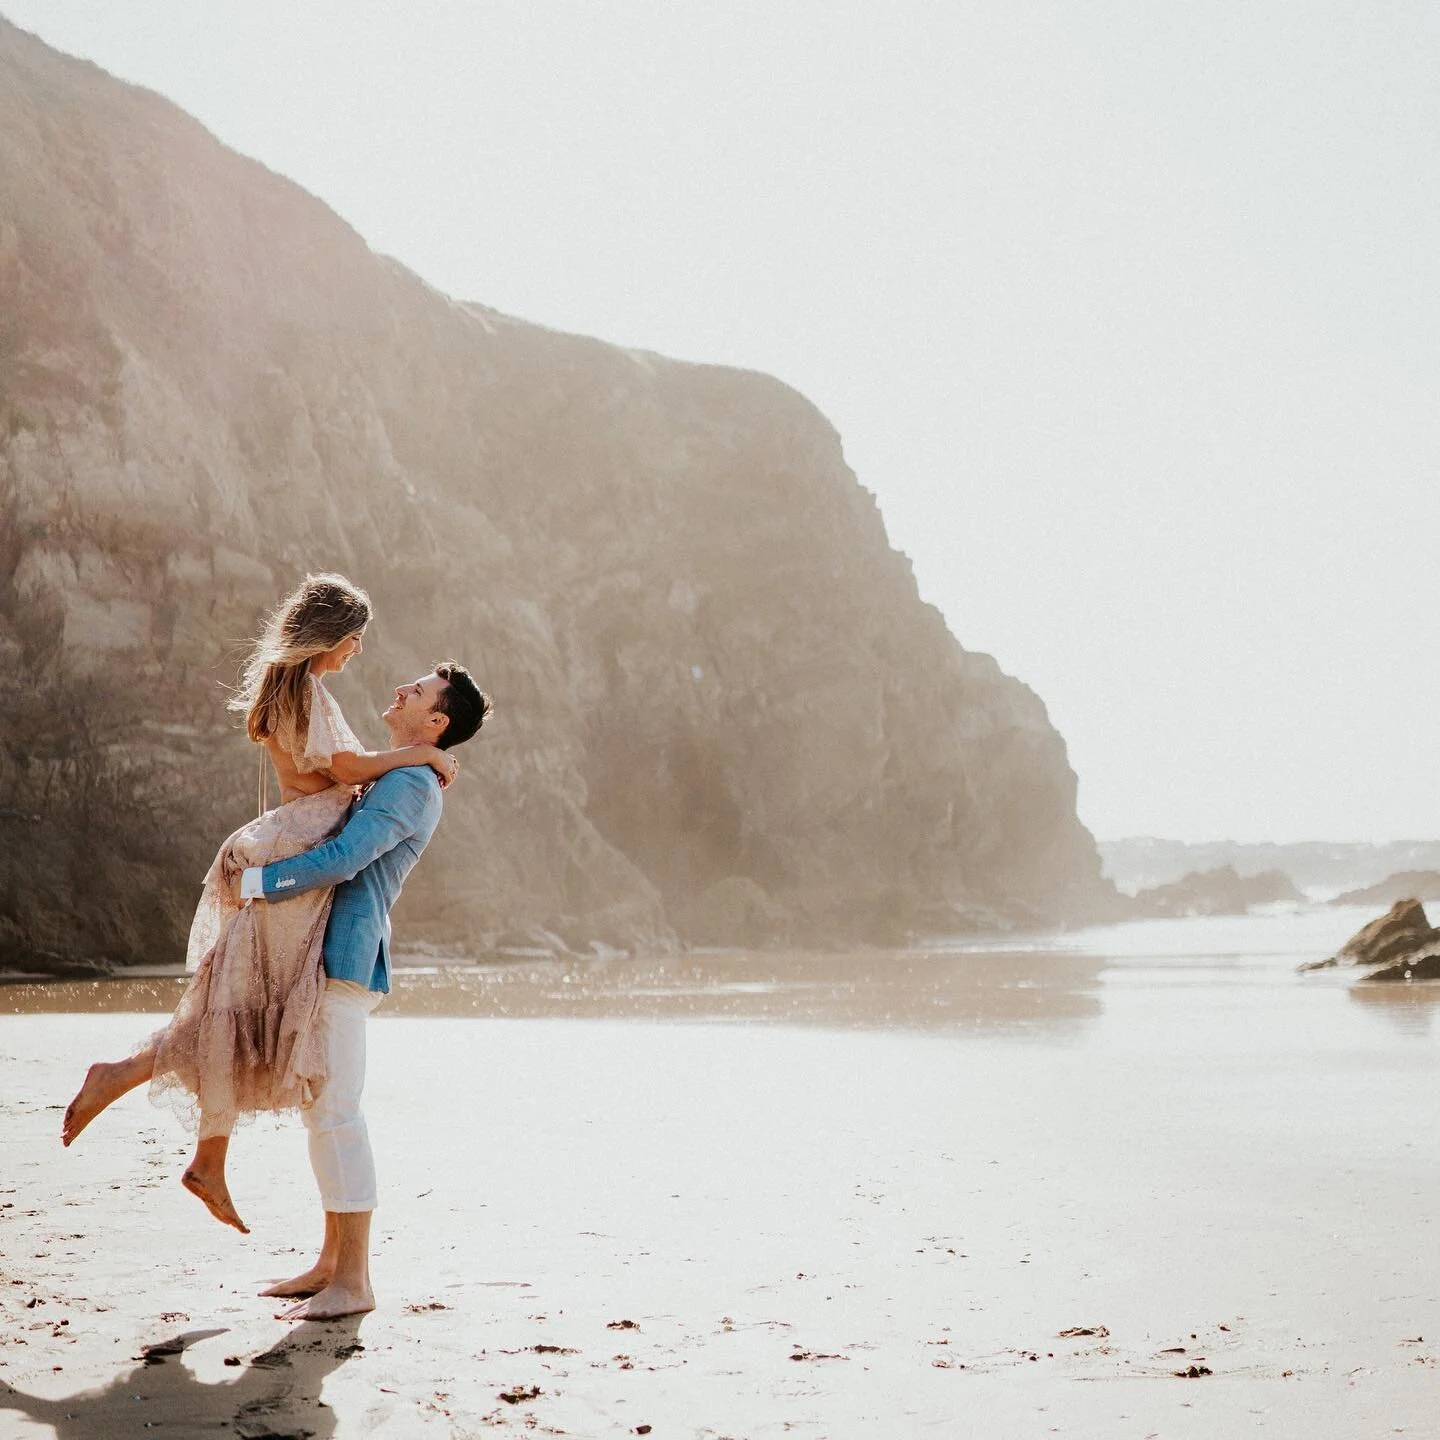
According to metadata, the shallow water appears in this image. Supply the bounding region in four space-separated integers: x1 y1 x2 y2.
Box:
1063 905 1440 1048
3 905 1436 1044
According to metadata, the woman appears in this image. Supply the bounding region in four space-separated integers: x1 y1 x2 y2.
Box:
61 574 456 1234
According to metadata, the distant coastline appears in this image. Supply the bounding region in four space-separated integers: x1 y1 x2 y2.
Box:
1100 837 1440 899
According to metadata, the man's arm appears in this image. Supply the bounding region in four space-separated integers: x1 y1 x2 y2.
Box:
241 769 439 901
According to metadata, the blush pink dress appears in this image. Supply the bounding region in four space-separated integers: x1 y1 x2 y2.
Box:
149 677 361 1138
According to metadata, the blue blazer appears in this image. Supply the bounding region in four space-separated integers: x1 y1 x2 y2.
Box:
258 766 443 993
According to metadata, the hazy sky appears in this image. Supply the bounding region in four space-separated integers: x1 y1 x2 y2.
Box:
6 1 1438 843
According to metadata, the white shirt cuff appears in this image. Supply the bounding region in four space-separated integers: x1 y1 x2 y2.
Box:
240 867 266 902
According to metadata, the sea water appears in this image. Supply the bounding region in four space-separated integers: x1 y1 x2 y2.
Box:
4 904 1435 1051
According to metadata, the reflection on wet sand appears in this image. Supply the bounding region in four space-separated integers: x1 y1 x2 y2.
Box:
0 976 184 1016
0 949 1106 1036
1347 978 1440 1037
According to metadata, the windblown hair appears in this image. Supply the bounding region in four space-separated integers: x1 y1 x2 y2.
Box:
433 660 492 750
230 574 373 743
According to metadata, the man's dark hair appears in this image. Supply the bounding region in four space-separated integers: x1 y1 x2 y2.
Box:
433 660 492 750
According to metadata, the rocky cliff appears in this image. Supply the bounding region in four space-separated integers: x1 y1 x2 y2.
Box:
0 18 1107 972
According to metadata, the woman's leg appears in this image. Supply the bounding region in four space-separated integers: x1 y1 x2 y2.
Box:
63 1038 249 1232
61 1040 159 1146
181 1118 249 1234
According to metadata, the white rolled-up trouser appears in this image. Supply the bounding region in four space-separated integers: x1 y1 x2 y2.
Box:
301 978 383 1212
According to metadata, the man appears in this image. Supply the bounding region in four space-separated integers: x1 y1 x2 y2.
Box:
252 660 491 1321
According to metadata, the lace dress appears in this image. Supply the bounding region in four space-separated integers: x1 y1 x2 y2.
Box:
149 677 361 1138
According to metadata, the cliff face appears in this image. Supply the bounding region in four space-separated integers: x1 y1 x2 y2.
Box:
0 19 1107 971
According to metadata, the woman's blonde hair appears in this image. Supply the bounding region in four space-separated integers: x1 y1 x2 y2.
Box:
231 573 372 743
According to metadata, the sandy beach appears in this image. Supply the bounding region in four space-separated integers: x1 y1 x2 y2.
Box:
2 908 1438 1438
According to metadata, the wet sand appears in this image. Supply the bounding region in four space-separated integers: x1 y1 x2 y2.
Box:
1 909 1438 1437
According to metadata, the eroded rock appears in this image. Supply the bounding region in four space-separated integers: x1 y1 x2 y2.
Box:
0 19 1111 970
1300 899 1440 980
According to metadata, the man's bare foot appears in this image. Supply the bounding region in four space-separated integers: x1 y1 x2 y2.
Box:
260 1265 333 1298
278 1283 374 1321
62 1060 139 1146
181 1166 250 1234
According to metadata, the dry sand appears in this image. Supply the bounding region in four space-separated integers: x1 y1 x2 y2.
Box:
1 912 1438 1438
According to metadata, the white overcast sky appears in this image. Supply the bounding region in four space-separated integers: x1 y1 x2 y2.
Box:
6 1 1438 843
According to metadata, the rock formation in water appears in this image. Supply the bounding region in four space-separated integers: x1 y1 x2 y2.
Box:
1300 899 1440 981
1128 865 1303 920
0 19 1109 973
1329 870 1440 907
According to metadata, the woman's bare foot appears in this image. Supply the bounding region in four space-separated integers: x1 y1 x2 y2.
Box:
62 1053 154 1147
278 1282 374 1321
182 1136 248 1233
181 1165 250 1233
260 1265 333 1299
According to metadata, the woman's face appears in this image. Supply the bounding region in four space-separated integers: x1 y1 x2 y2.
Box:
314 629 365 675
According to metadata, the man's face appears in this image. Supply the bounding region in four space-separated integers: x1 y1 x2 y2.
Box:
384 673 449 746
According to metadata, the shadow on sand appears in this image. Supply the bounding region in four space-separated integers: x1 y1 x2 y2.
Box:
0 1318 363 1439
